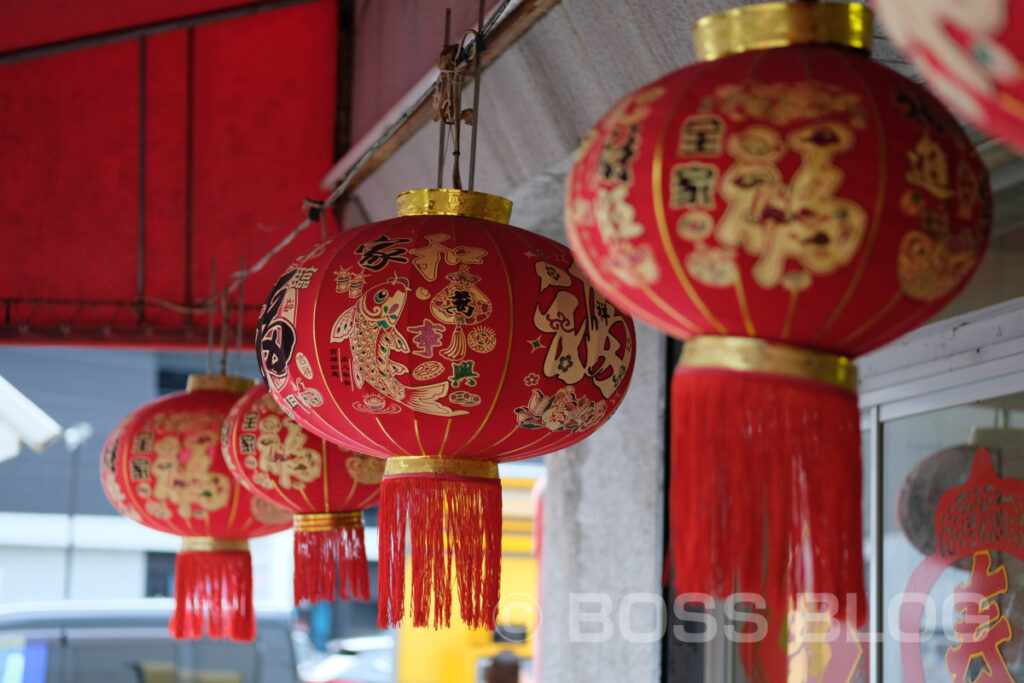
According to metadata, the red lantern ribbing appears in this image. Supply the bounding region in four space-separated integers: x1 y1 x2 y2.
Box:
100 375 293 641
564 2 992 623
257 188 635 629
221 384 382 605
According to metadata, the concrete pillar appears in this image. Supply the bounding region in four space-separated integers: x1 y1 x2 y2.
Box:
539 321 666 683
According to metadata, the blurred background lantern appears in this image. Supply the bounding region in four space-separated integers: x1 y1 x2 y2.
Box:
100 375 292 641
257 188 636 630
873 0 1024 154
564 1 992 623
221 383 383 605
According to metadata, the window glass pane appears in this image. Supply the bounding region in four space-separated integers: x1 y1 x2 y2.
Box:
882 393 1024 682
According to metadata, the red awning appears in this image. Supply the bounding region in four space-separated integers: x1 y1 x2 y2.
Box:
0 0 339 348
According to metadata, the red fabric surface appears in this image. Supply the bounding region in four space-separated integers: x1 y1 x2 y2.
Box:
100 382 293 539
565 45 992 356
0 0 256 53
255 214 637 461
294 525 370 603
874 0 1024 154
671 365 866 625
0 1 337 347
172 549 256 641
222 384 382 515
378 474 502 630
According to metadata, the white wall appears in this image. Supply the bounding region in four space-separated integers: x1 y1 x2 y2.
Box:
68 548 146 600
0 512 296 608
0 546 67 603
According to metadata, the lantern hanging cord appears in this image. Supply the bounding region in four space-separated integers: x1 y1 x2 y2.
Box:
184 0 510 310
434 28 481 189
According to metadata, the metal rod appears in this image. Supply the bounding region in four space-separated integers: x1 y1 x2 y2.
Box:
869 405 883 683
436 8 452 188
220 290 230 375
0 0 320 67
63 441 82 600
206 259 216 374
136 37 147 323
468 0 485 191
184 29 196 325
235 254 246 375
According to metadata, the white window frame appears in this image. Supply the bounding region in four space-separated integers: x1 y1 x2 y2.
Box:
856 295 1024 683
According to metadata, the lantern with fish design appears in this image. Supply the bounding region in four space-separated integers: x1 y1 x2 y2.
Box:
564 2 992 625
257 188 635 630
100 375 293 641
221 383 383 605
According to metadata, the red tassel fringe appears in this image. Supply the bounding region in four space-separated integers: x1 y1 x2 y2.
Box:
671 366 867 625
378 474 502 630
171 550 254 641
294 527 370 605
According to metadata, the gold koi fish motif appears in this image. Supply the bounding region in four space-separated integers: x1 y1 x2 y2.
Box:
330 282 468 417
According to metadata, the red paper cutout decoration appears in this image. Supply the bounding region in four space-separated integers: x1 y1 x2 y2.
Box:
221 384 382 605
564 2 991 624
874 0 1024 154
256 188 635 629
100 375 292 641
901 447 1024 682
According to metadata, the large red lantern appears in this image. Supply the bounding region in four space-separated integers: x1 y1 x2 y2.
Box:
565 2 991 623
221 384 383 605
257 188 635 629
874 0 1024 154
100 375 292 641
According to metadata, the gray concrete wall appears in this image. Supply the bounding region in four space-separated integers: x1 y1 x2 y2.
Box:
538 320 666 683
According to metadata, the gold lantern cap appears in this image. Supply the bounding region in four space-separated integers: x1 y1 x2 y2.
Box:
396 188 512 224
185 374 257 394
680 336 857 393
693 2 873 62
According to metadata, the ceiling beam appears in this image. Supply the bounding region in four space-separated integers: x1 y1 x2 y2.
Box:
320 0 561 195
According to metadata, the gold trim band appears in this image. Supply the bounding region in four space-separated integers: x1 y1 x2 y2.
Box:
396 188 513 224
186 374 257 394
384 456 499 480
294 511 363 533
679 336 857 393
180 537 250 553
693 2 873 62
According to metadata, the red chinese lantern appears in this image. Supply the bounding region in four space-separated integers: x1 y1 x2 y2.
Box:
221 384 382 605
565 2 991 623
257 188 635 629
100 375 292 641
874 0 1024 153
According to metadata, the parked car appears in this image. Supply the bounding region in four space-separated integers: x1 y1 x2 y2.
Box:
0 599 299 683
294 633 393 683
